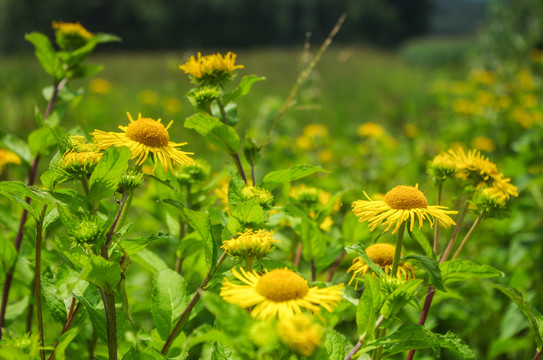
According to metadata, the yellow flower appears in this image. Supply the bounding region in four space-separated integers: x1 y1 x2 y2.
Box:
162 97 182 114
517 68 535 90
347 243 415 288
471 137 495 152
318 149 334 163
139 90 158 105
221 229 278 259
352 185 457 234
179 52 243 85
91 112 193 173
0 149 22 172
89 78 111 95
357 122 386 138
468 69 495 85
295 135 313 150
427 152 456 183
303 123 329 138
278 314 323 357
60 150 102 172
220 267 344 320
51 21 94 50
404 124 418 138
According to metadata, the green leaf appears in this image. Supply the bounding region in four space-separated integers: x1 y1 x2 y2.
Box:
120 233 172 255
436 332 476 360
380 278 423 319
362 324 441 357
183 208 216 270
53 327 80 360
222 75 265 104
356 275 383 341
80 254 121 291
403 254 446 292
72 280 108 342
200 291 251 336
440 259 503 284
152 269 190 341
42 268 68 324
491 283 543 348
298 218 326 261
67 63 104 79
0 232 17 273
345 242 386 278
185 113 240 153
407 228 435 259
25 32 64 80
231 197 265 225
323 329 345 360
87 146 131 208
0 131 33 166
261 164 328 191
131 248 169 274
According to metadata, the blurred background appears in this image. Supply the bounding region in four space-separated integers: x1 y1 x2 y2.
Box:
1 0 543 358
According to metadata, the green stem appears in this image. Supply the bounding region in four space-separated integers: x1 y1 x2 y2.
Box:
161 252 228 355
245 255 254 271
48 299 82 360
440 202 469 263
175 184 190 274
344 315 384 360
35 204 48 360
116 189 134 231
451 210 485 260
230 153 247 184
216 98 230 125
390 222 406 276
100 288 117 360
80 175 89 196
250 158 256 186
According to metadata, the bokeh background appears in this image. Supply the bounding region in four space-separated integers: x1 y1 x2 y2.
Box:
2 0 543 358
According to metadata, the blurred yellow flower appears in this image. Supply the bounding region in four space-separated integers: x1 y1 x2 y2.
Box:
318 149 334 163
476 91 494 107
295 135 313 150
453 99 476 115
404 124 418 138
52 21 94 50
162 97 182 114
91 112 193 173
471 137 495 152
469 69 495 85
357 122 386 138
0 149 21 172
531 49 543 63
89 78 111 95
303 123 329 138
220 267 343 320
278 314 323 357
451 81 470 95
498 96 512 110
139 90 158 105
517 68 535 90
522 94 538 108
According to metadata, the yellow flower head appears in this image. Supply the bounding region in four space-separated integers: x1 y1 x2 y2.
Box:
221 229 278 259
303 123 329 138
471 137 496 152
278 314 323 357
242 186 274 209
0 149 22 172
91 112 194 173
352 185 457 234
347 243 415 288
427 152 457 183
179 52 244 86
60 150 102 173
89 78 111 95
357 122 386 138
468 69 495 85
52 21 94 51
220 267 344 320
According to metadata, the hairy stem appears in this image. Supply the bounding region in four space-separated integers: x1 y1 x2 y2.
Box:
345 315 385 360
48 299 82 360
161 252 228 355
439 202 468 262
100 288 117 360
327 250 346 282
534 347 543 360
35 205 48 360
230 152 247 184
294 241 303 268
451 211 485 260
175 184 190 274
433 182 443 253
391 222 406 276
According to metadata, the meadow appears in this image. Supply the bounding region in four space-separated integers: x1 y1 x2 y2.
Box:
0 22 542 360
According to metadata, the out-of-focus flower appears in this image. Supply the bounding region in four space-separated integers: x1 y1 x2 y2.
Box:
89 78 111 95
52 21 94 51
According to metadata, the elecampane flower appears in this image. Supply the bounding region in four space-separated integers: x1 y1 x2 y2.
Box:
220 268 343 320
221 229 278 259
179 52 243 85
91 112 193 173
352 185 457 234
278 314 323 357
52 21 94 50
347 243 414 289
0 149 22 172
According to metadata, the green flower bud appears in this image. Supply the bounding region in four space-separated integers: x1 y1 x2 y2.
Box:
175 159 211 185
70 219 100 243
242 186 274 210
52 21 94 51
117 171 144 193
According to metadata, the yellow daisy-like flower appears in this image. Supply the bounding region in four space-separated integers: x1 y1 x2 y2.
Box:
220 267 344 320
352 185 457 234
179 52 243 85
91 112 193 173
52 21 94 50
357 122 386 139
61 150 102 172
221 229 278 259
347 243 414 289
0 149 22 172
278 314 323 357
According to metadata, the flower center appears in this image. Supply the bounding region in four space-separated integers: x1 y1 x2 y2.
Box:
384 185 428 210
125 118 169 147
256 269 309 302
365 243 396 266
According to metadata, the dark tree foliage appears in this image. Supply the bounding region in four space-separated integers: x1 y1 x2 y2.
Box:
0 0 433 53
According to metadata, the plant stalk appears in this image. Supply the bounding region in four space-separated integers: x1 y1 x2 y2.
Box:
345 315 385 360
35 204 48 360
439 202 468 262
48 299 82 360
161 251 228 355
390 222 406 276
451 210 485 260
327 250 346 282
433 182 443 253
100 288 117 360
230 152 247 184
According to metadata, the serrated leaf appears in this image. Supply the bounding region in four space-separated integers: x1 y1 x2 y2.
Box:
152 269 190 341
491 283 543 348
231 197 265 225
72 280 108 342
261 164 328 191
131 248 169 274
87 146 131 208
440 259 503 284
356 275 383 340
222 75 265 104
185 113 240 153
403 254 445 292
54 327 80 360
408 228 435 259
362 324 441 357
323 329 345 360
183 208 216 270
345 242 386 278
0 131 33 166
436 332 476 360
380 278 423 319
28 127 58 157
25 32 64 80
42 268 68 324
80 254 121 291
120 233 172 255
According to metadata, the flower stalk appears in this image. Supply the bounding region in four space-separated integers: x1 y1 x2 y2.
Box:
390 222 406 276
35 204 48 360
